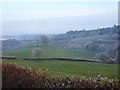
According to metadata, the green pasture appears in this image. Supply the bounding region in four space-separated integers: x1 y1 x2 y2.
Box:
2 46 96 59
2 59 118 79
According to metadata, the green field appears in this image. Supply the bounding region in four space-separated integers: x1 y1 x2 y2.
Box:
2 46 96 59
2 46 118 79
3 59 118 79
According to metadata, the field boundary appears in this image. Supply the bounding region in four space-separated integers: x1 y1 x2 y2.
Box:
23 57 100 63
1 56 101 63
1 56 16 59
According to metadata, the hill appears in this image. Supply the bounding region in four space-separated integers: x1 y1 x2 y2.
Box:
2 25 119 59
50 25 119 58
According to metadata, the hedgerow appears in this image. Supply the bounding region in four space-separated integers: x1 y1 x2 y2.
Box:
2 64 120 89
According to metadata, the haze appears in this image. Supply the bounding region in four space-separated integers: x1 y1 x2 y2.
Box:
2 2 118 35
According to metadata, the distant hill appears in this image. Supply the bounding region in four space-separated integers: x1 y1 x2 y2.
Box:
2 25 119 59
54 25 118 40
50 25 119 58
2 34 41 40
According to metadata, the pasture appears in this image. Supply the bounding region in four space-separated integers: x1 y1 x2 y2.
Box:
2 59 118 79
2 46 118 79
2 46 96 59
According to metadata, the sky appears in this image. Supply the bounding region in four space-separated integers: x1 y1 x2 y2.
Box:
1 1 118 35
1 0 119 2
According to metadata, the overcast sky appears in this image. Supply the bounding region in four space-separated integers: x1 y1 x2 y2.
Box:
1 1 118 35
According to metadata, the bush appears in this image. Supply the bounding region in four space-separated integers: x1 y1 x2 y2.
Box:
2 64 119 89
32 48 43 57
95 52 113 63
2 64 47 88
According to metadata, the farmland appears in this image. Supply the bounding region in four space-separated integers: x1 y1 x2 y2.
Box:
2 59 118 79
2 31 119 88
2 46 119 88
2 46 96 59
2 46 118 79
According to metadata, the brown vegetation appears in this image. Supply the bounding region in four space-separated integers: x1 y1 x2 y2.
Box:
2 64 119 89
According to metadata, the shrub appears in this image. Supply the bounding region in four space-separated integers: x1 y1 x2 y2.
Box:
32 48 43 57
95 52 113 63
2 64 47 88
2 64 119 89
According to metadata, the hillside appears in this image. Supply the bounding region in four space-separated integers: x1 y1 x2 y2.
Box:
2 25 119 59
50 25 119 58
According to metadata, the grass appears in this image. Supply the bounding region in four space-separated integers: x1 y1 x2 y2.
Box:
2 46 118 79
2 46 96 59
2 59 118 79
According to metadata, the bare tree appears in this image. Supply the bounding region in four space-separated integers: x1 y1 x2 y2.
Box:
95 52 112 63
32 48 43 57
114 41 120 63
114 51 118 62
35 35 41 46
41 35 49 46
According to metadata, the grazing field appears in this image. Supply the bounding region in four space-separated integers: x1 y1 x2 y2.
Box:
2 46 96 59
2 59 118 79
2 46 118 79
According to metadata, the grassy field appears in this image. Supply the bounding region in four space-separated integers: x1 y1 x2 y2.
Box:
2 46 96 59
3 59 118 79
2 46 118 79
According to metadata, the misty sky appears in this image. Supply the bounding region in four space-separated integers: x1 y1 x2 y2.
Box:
2 1 118 35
